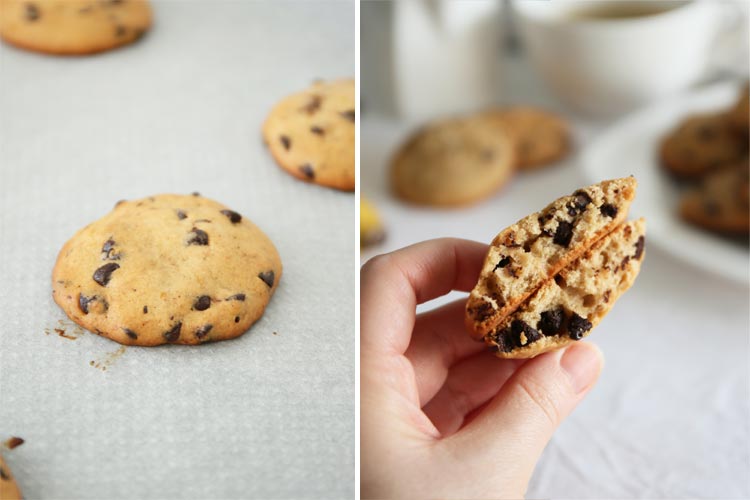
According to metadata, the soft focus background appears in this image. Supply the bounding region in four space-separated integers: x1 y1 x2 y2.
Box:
361 1 749 498
0 1 353 499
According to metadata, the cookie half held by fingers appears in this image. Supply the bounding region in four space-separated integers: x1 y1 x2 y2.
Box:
465 177 637 339
486 218 645 359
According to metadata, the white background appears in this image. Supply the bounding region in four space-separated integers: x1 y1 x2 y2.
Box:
0 1 354 498
361 8 750 498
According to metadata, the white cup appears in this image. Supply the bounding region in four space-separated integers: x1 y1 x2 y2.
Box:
513 0 732 117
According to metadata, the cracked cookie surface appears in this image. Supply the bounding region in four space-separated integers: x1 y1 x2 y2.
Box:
465 177 636 338
0 0 152 55
486 219 645 358
391 116 515 206
262 79 355 191
52 194 282 346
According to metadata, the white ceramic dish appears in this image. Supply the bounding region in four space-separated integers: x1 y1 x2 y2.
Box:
581 80 748 286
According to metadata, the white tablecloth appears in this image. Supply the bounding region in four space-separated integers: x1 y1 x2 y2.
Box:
361 58 750 499
0 2 353 498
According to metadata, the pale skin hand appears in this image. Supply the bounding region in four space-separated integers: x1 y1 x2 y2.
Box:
361 238 604 499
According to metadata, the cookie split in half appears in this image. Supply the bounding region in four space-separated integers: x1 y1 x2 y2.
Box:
0 0 152 55
487 218 645 358
263 79 355 191
52 194 282 346
466 178 643 357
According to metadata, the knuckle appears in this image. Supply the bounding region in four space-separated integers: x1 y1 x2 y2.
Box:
516 375 563 427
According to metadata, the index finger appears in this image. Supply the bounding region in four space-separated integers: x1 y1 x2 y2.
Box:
360 237 488 355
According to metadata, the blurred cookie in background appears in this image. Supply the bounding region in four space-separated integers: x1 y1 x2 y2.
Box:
480 106 571 171
679 160 750 236
391 116 515 207
0 0 152 55
0 453 22 500
659 112 748 180
729 83 749 137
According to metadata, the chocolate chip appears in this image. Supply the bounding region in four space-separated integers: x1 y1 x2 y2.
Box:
299 164 315 180
163 323 182 342
310 126 325 135
634 235 645 260
194 219 211 224
79 294 94 314
227 293 246 301
494 256 511 271
573 191 592 210
187 227 209 246
195 324 213 340
340 110 355 122
468 299 495 322
0 466 8 480
234 316 240 323
703 200 720 216
25 2 39 21
194 295 211 311
568 313 592 340
258 270 275 288
220 209 242 224
302 95 322 114
600 203 618 218
537 308 564 335
143 305 148 314
176 210 187 220
191 191 200 197
553 221 574 247
115 25 126 37
280 135 291 151
492 328 515 353
510 320 543 346
6 437 24 449
93 263 120 286
123 328 138 340
101 238 120 260
114 199 126 207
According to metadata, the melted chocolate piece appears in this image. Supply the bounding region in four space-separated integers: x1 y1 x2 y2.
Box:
93 263 120 287
258 270 275 288
163 323 182 342
220 210 242 224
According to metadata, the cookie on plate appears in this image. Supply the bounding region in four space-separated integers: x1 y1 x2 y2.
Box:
660 112 748 179
0 0 152 55
52 194 282 346
391 116 515 206
0 453 22 500
465 177 637 339
480 106 571 170
486 219 645 358
729 83 749 137
262 79 354 191
679 160 750 235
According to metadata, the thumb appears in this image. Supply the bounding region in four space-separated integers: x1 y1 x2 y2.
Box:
447 342 603 493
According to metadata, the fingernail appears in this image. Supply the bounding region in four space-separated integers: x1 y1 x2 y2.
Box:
560 343 603 394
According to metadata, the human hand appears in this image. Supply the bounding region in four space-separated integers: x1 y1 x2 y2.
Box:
361 238 604 499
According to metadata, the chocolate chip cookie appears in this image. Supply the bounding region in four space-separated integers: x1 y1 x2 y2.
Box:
480 106 571 171
390 116 515 206
680 160 750 235
52 194 282 346
0 0 152 55
729 83 749 137
465 177 637 339
262 79 354 191
660 112 748 179
0 453 22 500
486 219 645 358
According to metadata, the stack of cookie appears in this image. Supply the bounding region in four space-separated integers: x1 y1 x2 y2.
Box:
391 106 571 207
659 83 750 236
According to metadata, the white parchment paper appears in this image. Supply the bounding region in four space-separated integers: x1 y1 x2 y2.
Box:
0 2 354 498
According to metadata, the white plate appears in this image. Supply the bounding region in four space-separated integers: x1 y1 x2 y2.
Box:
581 81 749 286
